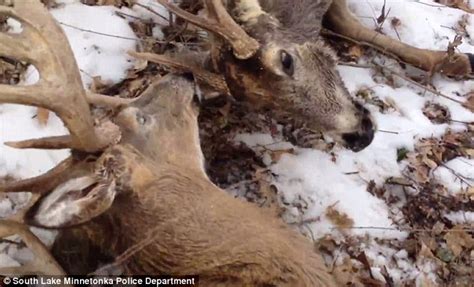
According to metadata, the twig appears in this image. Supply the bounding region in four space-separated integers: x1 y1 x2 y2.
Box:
378 129 399 135
414 1 446 8
134 3 169 22
450 119 473 124
59 22 139 42
438 162 473 187
115 11 148 22
339 61 466 105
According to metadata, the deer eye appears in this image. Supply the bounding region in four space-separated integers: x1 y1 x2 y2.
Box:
280 50 294 76
135 112 148 125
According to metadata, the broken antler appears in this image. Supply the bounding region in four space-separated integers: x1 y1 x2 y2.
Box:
156 0 259 59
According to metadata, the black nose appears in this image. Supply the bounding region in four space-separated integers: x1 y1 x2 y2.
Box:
342 115 375 152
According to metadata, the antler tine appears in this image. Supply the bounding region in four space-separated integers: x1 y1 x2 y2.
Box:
0 156 75 194
0 0 118 152
129 51 231 95
156 0 259 59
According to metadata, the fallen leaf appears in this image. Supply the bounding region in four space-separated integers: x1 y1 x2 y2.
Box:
463 93 474 112
422 102 451 124
391 17 401 28
348 45 364 61
270 148 295 163
444 226 474 257
326 206 354 230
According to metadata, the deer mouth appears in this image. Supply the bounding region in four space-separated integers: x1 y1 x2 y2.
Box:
341 116 375 152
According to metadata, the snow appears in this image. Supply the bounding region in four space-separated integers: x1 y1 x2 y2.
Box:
51 2 138 87
444 211 474 224
0 0 472 284
433 157 474 194
132 0 171 25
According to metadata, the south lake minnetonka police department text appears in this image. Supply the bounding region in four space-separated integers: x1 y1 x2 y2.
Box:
9 276 196 285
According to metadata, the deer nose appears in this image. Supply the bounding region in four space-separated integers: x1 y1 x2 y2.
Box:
341 114 375 152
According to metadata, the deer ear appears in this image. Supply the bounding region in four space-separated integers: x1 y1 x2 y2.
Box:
26 176 117 228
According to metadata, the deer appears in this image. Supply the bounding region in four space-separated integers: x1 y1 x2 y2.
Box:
132 0 474 153
0 1 341 285
0 0 471 284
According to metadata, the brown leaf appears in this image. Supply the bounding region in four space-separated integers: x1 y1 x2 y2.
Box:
444 226 474 257
436 0 473 13
316 235 338 253
422 102 451 124
326 206 354 230
432 221 445 235
418 242 437 262
422 155 438 169
463 93 474 112
391 17 401 28
348 45 364 61
90 76 109 93
270 148 295 163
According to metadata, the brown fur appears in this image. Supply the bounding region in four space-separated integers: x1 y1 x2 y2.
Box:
209 0 376 151
34 75 338 286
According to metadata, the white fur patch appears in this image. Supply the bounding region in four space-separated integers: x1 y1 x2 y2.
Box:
33 176 117 228
235 0 265 23
33 176 97 227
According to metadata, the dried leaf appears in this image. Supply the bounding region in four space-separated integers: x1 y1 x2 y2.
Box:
432 221 445 235
326 206 354 230
348 45 364 60
270 148 295 163
90 76 109 93
444 226 474 257
463 93 474 112
418 242 437 262
316 235 338 253
423 102 451 124
436 0 473 13
391 17 401 28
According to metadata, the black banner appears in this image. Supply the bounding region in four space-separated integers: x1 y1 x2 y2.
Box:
0 275 199 286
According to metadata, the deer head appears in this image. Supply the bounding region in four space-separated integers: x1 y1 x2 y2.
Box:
152 0 375 152
26 74 204 229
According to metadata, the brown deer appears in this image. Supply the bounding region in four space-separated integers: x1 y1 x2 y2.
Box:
0 0 471 284
0 1 339 285
134 0 473 152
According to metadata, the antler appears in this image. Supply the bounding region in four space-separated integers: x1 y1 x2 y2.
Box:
0 0 120 152
0 0 123 277
129 51 230 96
0 220 68 276
156 0 260 59
326 0 474 78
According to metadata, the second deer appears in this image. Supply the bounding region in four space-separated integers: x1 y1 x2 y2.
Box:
136 0 473 152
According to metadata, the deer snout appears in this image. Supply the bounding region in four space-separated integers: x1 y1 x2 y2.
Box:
341 111 375 152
